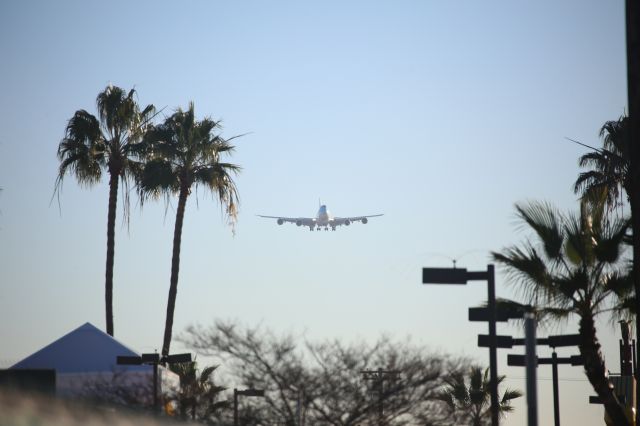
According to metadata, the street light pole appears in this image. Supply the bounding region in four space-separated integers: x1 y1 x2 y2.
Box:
487 264 499 426
422 265 500 426
233 388 265 426
233 388 239 426
153 361 158 409
551 351 560 426
524 314 538 426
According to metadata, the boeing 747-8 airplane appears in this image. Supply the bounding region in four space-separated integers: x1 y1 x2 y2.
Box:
258 204 383 231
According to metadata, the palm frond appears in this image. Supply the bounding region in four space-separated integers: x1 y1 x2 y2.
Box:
137 102 242 232
468 367 483 395
97 85 127 135
594 216 631 264
614 297 636 316
492 246 552 303
501 388 523 404
575 115 630 209
55 110 104 189
605 271 634 298
514 201 564 261
554 270 587 301
563 212 592 265
139 158 178 199
434 391 456 411
199 365 218 384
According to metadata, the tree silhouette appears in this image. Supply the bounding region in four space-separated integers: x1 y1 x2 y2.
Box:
138 102 240 356
437 366 521 426
574 115 631 209
181 320 477 425
56 85 155 336
492 199 632 425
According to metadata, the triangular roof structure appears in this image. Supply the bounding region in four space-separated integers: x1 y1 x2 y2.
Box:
11 322 150 373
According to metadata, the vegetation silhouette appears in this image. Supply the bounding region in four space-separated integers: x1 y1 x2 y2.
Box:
168 361 227 422
492 198 632 425
137 102 240 357
437 366 522 426
55 85 155 336
574 115 631 210
180 320 496 425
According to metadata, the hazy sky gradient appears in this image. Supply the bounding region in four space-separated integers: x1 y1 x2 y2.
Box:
0 1 628 424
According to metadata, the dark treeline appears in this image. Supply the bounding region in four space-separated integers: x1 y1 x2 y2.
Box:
174 321 518 426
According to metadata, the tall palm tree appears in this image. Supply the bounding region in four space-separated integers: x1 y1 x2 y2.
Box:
574 115 631 209
56 85 155 336
138 102 240 357
491 199 632 425
437 366 521 426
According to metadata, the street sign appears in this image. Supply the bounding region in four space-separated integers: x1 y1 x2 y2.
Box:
547 334 581 348
507 354 529 367
117 356 143 365
478 334 515 348
468 307 510 322
422 268 468 284
238 389 265 397
165 353 192 364
141 353 160 363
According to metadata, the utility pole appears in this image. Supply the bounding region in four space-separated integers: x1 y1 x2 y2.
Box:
361 368 399 426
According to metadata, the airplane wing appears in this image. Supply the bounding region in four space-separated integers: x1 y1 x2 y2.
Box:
332 214 384 226
257 215 316 226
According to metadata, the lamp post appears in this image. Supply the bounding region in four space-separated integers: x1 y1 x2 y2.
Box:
422 265 500 426
524 314 538 426
233 388 265 426
117 352 192 411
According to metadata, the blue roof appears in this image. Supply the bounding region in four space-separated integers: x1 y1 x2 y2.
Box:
11 322 151 373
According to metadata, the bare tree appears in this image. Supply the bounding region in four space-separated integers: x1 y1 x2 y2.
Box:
181 321 475 426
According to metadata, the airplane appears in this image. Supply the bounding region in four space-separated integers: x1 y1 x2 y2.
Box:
257 203 383 231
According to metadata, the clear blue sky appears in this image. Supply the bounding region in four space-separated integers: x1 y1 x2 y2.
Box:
0 1 628 424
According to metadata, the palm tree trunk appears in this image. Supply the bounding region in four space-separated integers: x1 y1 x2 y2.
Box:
105 169 119 336
162 185 189 357
579 313 629 425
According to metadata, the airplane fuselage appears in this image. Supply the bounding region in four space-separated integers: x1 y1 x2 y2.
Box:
316 205 332 226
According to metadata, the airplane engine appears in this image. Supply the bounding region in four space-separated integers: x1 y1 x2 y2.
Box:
344 219 351 226
296 220 303 226
277 218 284 225
362 218 368 224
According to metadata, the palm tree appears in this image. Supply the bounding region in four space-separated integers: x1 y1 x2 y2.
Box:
574 115 630 209
56 85 155 336
437 366 521 426
574 116 640 423
168 362 227 421
491 199 632 425
138 102 240 357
